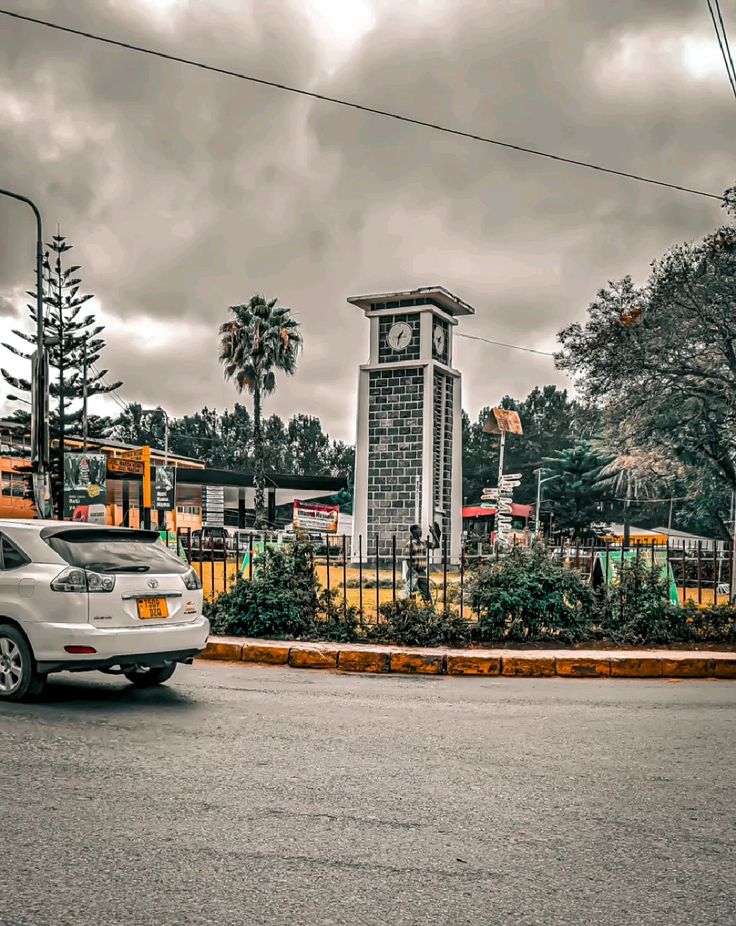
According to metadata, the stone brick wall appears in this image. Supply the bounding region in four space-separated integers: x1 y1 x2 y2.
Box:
432 371 454 547
367 367 424 556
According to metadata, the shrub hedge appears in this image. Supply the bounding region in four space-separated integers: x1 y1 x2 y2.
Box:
205 540 736 648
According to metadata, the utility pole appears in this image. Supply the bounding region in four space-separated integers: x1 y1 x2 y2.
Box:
731 490 736 603
0 187 51 518
534 468 560 534
81 337 88 452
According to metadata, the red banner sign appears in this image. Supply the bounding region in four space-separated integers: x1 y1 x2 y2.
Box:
293 499 339 534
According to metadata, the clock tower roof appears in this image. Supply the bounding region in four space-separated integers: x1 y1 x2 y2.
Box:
347 285 475 317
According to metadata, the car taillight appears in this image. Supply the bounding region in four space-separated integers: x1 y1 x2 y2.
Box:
182 567 202 590
51 567 116 593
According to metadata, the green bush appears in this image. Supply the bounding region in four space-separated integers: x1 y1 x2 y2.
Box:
310 589 362 642
209 540 319 639
467 545 593 644
596 556 674 645
367 598 471 648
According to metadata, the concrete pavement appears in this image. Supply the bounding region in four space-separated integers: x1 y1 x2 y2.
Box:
1 662 734 925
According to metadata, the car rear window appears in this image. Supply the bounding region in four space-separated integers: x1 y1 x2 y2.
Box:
44 529 189 575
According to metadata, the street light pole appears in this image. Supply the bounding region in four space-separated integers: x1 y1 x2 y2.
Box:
0 187 51 518
533 468 560 534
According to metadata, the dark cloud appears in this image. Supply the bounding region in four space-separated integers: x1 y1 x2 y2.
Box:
0 0 730 441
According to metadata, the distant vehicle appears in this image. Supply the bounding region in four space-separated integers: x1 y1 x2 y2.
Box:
0 520 208 702
186 526 228 561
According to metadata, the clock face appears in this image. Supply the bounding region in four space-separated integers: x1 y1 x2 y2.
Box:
433 324 446 356
387 321 413 352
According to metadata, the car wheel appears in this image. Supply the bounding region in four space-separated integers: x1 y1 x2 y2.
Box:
123 662 177 687
0 625 46 702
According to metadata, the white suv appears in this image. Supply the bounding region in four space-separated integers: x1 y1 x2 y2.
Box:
0 520 209 701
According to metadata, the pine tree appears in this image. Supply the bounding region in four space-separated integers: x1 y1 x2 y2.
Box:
1 232 121 510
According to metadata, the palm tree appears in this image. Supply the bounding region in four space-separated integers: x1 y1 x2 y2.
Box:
597 449 682 547
219 295 302 526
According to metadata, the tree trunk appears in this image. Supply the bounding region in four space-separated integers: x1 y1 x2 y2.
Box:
252 384 266 527
623 483 632 549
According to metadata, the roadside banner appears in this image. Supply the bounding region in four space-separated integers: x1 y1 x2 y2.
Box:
154 465 176 510
293 499 339 534
63 453 107 522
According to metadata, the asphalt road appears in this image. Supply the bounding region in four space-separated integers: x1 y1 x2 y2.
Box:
1 663 734 926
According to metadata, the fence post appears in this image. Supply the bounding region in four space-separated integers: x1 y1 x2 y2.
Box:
209 535 215 598
234 531 240 589
443 531 448 611
697 540 703 605
459 541 465 622
375 533 380 623
325 532 331 595
358 534 364 624
712 543 718 605
248 532 254 581
392 534 397 603
681 544 687 603
342 533 347 617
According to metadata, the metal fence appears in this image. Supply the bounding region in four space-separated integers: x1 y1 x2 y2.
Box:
177 529 734 618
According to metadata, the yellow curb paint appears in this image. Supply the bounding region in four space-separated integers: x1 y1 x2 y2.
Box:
289 647 338 670
241 643 290 665
338 649 390 673
446 654 501 676
555 656 610 678
201 641 244 661
712 659 736 679
502 655 556 677
390 652 444 674
610 657 663 678
661 657 713 678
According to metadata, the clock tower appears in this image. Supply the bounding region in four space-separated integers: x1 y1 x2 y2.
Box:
349 286 475 564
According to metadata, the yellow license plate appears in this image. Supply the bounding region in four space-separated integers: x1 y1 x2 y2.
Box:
137 597 169 619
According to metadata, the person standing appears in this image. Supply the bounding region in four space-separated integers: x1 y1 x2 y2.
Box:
403 522 441 609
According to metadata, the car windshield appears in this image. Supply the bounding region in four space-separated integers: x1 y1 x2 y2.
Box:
45 529 189 575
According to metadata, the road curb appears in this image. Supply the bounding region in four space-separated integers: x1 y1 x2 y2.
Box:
198 638 736 679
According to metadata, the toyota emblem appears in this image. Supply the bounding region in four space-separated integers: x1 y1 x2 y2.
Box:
147 578 159 589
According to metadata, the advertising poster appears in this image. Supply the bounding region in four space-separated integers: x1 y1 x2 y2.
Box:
293 499 339 534
154 465 176 510
63 453 107 523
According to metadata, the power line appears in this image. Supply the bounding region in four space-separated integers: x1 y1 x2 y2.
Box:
456 332 555 357
715 0 736 92
0 7 724 203
707 0 736 101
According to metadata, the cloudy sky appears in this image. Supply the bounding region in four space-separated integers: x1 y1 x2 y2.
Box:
0 0 731 443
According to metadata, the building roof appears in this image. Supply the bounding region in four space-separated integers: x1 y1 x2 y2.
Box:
177 466 347 492
63 434 202 465
347 286 476 317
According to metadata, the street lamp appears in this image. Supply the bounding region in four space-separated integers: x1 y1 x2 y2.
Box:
7 395 30 406
0 187 50 517
140 407 169 464
533 468 560 534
